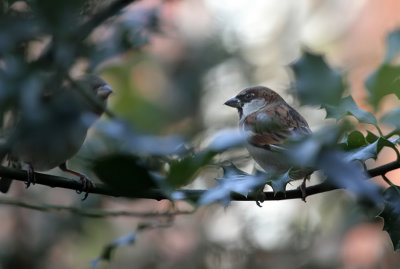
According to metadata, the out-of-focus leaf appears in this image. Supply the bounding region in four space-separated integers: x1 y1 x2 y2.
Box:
92 154 159 196
379 186 400 250
91 233 136 269
381 107 400 128
384 29 400 64
318 150 382 204
89 9 160 70
268 170 292 195
95 120 186 156
167 151 215 188
287 124 343 167
199 164 266 206
291 51 344 106
207 129 245 152
323 95 377 126
365 64 400 109
0 17 42 54
286 124 382 203
166 129 244 188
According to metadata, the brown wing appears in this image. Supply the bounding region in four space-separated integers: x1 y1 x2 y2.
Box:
243 103 311 148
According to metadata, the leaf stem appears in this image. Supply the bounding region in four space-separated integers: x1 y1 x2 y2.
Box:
382 174 400 195
376 125 384 136
384 129 400 139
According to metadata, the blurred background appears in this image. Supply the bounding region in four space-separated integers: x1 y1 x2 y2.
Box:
1 0 400 268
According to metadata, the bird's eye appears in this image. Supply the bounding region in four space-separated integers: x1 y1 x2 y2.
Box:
244 93 253 100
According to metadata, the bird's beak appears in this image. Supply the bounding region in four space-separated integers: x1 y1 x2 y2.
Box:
97 84 113 100
224 97 241 108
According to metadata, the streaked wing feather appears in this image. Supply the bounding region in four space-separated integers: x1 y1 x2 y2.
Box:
243 103 311 148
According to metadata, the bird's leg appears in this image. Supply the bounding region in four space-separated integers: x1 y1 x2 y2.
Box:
299 177 307 202
59 162 95 200
25 163 35 188
255 187 266 207
299 172 313 202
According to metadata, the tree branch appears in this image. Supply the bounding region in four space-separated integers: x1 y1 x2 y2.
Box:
0 160 399 201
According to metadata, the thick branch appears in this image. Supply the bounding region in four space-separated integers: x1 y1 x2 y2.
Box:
0 160 398 201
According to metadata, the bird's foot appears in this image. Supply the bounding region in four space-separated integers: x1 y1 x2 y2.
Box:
25 164 36 189
59 162 95 201
76 175 95 201
255 188 266 207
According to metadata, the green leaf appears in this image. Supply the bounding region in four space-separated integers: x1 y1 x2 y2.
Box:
344 130 367 150
167 150 216 188
379 186 400 250
381 107 400 128
366 131 379 143
365 64 400 109
323 95 377 126
291 51 344 106
92 154 158 196
199 164 266 206
384 29 400 64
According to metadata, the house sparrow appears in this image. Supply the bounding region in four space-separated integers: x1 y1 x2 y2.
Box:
0 74 113 198
224 86 312 198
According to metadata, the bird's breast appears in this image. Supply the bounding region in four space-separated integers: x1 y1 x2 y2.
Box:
245 142 288 174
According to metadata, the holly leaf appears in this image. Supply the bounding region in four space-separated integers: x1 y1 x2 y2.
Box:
323 95 377 126
381 107 400 128
342 130 367 150
345 137 396 162
92 154 159 196
365 64 400 110
379 186 400 250
366 131 379 143
198 164 266 206
291 51 344 106
166 129 244 188
267 170 292 195
287 126 382 204
318 150 382 204
167 151 216 188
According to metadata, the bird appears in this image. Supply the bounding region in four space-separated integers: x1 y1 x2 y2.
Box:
0 74 113 199
224 86 312 199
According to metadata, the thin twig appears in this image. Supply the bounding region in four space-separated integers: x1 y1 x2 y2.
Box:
0 196 195 218
384 129 400 139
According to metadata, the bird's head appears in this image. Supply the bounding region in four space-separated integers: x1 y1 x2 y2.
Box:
224 86 284 119
75 75 113 116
